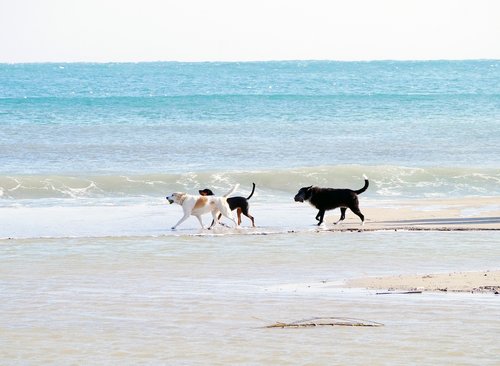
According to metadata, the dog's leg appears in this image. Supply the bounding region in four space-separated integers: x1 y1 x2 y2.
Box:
208 211 220 229
240 206 255 227
172 213 190 230
247 214 255 227
194 215 205 229
334 207 347 225
349 206 365 225
241 207 255 227
236 207 242 225
217 202 238 228
317 209 326 226
220 210 238 228
223 212 238 227
216 212 229 227
315 210 322 221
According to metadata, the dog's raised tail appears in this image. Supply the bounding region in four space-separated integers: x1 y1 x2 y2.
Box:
223 184 240 198
246 183 256 200
354 175 369 195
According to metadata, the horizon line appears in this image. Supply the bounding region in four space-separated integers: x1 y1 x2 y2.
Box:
1 58 499 65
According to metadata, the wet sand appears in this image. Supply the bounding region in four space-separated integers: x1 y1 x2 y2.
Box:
347 270 500 294
327 197 500 294
325 196 500 232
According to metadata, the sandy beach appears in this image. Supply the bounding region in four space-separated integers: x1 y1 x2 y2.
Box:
326 196 500 232
324 197 500 295
347 270 500 294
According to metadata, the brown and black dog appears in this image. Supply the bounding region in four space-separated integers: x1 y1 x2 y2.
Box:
294 175 369 226
199 183 256 227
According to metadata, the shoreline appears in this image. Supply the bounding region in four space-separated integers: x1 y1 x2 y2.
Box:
346 270 500 294
1 196 499 239
326 226 500 233
325 196 500 231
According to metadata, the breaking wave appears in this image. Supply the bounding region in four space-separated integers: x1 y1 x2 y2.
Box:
1 165 499 200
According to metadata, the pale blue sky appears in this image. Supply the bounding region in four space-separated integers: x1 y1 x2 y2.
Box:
0 0 499 62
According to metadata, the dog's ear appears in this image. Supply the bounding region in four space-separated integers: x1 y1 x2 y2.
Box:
305 186 314 198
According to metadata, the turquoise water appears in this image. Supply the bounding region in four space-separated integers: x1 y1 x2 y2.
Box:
1 60 499 206
1 60 499 176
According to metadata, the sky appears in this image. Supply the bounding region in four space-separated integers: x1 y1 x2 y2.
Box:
0 0 499 63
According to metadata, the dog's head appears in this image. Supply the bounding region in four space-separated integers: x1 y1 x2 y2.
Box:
166 192 186 205
294 186 313 202
198 188 215 196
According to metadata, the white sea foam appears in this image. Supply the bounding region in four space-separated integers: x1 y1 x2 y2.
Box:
1 165 499 200
0 201 312 240
2 165 499 239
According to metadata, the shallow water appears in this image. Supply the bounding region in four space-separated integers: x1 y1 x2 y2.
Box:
1 232 499 365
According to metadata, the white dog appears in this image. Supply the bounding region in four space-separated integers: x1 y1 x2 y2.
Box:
166 184 239 230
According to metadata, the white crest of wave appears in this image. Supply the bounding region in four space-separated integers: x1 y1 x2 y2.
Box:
1 165 499 200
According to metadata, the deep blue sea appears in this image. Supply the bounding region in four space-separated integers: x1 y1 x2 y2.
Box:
0 60 499 203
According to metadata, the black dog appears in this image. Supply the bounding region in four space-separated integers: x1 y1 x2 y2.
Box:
294 176 369 226
199 183 256 227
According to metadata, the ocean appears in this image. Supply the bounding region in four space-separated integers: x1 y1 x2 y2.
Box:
1 61 499 364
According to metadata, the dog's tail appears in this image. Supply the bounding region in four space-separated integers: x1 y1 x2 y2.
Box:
246 183 256 200
354 174 369 195
223 184 239 198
